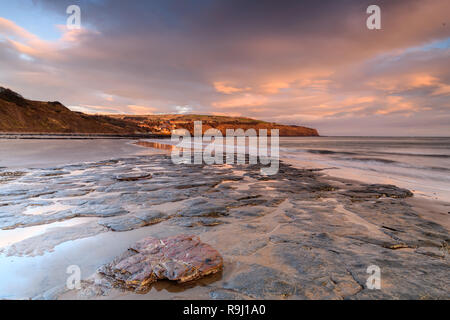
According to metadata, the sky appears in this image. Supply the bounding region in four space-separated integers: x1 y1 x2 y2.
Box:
0 0 449 136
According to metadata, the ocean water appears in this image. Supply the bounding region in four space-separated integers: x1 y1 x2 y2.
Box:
1 137 449 201
279 137 450 201
142 136 450 201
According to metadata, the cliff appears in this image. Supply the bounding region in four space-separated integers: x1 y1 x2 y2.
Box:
109 114 319 136
0 87 146 134
0 87 319 136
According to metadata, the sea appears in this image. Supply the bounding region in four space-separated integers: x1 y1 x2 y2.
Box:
279 137 450 202
1 136 449 201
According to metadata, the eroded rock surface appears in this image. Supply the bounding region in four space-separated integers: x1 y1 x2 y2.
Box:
98 235 223 292
98 210 167 231
0 154 448 300
342 184 414 199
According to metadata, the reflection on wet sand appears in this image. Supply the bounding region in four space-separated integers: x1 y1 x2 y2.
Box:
136 141 175 151
136 140 272 157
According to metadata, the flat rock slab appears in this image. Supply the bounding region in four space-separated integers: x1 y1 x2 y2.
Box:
342 184 413 199
98 210 167 232
115 173 152 181
98 235 223 292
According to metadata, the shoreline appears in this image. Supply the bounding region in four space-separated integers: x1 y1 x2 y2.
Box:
0 139 164 169
0 139 448 300
0 133 171 140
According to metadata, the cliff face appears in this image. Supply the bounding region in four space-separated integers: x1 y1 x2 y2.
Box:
110 114 320 137
0 87 146 134
0 87 319 136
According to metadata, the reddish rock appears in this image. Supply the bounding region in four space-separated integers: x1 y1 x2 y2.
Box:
99 235 223 292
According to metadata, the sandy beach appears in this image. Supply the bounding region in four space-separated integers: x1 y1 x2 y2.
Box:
0 138 448 300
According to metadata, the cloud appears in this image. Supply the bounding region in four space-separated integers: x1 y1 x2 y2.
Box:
175 105 193 114
0 0 449 135
213 82 251 94
127 105 157 115
212 94 268 108
260 82 290 94
0 17 37 41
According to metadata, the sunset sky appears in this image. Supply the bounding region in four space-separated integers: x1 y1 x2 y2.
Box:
0 0 449 136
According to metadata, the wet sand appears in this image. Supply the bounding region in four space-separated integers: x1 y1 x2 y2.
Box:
0 139 164 169
0 139 448 300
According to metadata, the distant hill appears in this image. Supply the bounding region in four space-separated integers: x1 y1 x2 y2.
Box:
109 114 319 136
0 87 319 136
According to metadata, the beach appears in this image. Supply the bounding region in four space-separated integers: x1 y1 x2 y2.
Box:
0 138 448 300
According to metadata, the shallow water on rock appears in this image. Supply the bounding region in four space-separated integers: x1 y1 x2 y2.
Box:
0 140 448 300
